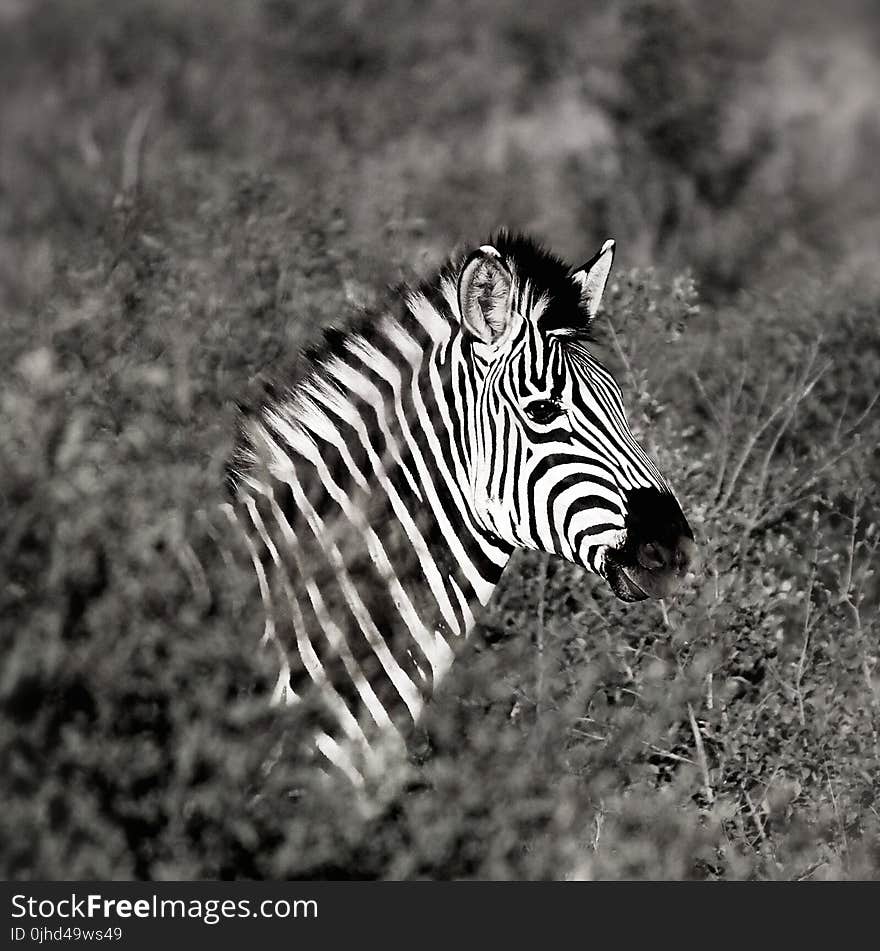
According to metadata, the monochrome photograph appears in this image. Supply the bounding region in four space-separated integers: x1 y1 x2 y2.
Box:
2 0 879 883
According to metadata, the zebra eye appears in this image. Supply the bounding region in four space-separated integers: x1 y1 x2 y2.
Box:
525 399 564 425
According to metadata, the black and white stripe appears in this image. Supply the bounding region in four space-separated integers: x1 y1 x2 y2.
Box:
223 232 688 788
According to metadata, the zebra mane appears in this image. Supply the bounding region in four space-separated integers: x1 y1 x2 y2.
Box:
225 231 597 495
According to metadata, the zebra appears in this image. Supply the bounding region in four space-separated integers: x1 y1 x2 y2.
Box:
223 231 696 794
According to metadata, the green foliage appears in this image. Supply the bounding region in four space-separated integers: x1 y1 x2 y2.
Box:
2 0 878 880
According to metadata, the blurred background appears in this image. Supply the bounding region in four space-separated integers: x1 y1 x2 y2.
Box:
2 0 879 879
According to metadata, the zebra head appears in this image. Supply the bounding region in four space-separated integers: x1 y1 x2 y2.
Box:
454 233 696 602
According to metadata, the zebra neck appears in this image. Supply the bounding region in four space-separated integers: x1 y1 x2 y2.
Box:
316 315 513 658
235 307 514 734
292 310 517 719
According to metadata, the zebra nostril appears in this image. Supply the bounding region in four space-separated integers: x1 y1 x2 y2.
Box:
637 541 667 571
623 488 695 576
637 536 697 574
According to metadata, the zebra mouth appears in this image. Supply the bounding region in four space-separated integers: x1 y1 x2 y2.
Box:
600 548 687 603
600 547 688 602
602 557 651 603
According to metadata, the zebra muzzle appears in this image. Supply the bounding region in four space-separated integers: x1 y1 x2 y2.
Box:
601 488 698 602
602 536 698 602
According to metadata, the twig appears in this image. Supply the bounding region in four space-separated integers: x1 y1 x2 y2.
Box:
592 808 604 852
571 729 608 743
687 702 714 804
658 598 671 629
845 387 880 436
825 767 848 862
714 348 825 514
795 859 828 881
605 317 640 399
689 371 723 427
839 489 862 605
641 741 695 766
794 518 818 728
78 119 102 168
837 492 880 763
740 784 768 847
169 516 211 611
745 355 830 536
759 765 781 809
747 445 854 533
121 102 155 194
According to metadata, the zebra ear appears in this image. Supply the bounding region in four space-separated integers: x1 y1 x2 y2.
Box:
458 246 514 345
572 239 615 320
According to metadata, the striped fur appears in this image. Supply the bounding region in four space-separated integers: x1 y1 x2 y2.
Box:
224 232 688 790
